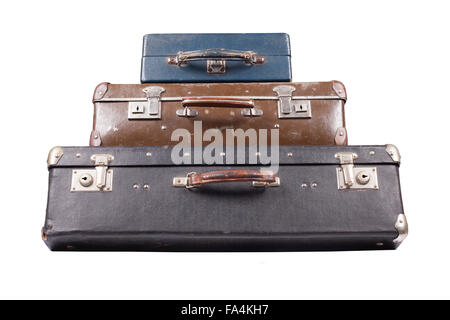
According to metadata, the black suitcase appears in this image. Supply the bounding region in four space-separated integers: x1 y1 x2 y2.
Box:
43 145 407 251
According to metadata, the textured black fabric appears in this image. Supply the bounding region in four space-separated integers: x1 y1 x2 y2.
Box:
44 145 404 251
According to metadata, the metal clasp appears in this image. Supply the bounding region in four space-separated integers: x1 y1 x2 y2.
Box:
335 152 358 186
91 154 114 189
128 86 165 120
173 172 196 189
273 86 312 119
71 154 114 192
207 60 226 74
335 152 379 190
252 177 281 188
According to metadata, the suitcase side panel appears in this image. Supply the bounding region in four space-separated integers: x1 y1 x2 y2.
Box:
142 33 291 56
141 33 291 83
141 56 292 83
44 161 404 251
90 82 346 147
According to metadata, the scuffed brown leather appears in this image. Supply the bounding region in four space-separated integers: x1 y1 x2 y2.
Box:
92 82 109 102
332 80 347 100
334 127 348 146
89 130 102 146
189 169 276 187
91 82 347 146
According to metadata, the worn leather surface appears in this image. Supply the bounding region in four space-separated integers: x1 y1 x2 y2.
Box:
43 145 404 251
91 81 347 146
141 33 291 83
189 169 276 187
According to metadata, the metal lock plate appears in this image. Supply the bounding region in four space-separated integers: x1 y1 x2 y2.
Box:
128 86 165 120
273 86 312 119
336 167 379 190
335 152 379 190
71 169 113 192
207 60 226 74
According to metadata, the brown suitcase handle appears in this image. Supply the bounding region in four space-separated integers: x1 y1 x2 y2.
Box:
167 49 265 66
182 97 254 109
177 97 263 117
173 169 280 189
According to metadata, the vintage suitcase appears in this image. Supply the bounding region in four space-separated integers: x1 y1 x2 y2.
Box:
140 33 292 83
90 81 348 147
43 144 408 251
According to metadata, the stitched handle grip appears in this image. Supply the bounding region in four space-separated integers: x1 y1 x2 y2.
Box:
167 49 265 66
182 97 255 109
173 170 280 188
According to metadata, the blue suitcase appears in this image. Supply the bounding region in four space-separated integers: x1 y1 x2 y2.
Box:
140 33 292 83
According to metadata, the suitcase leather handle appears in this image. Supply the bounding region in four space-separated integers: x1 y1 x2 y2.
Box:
177 97 263 117
182 97 254 109
173 170 280 189
167 49 265 66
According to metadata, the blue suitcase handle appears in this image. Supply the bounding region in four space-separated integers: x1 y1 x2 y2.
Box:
167 49 265 66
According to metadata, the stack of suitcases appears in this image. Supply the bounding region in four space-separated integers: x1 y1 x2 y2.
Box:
42 33 408 251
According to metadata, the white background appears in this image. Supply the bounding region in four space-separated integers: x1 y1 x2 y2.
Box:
0 0 449 299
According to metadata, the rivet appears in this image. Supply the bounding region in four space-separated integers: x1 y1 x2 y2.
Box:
204 110 209 114
339 131 344 136
311 183 318 188
301 183 308 189
373 185 378 188
146 152 152 157
338 89 343 94
143 184 149 190
256 152 261 156
220 152 226 157
274 124 280 128
133 184 139 189
76 153 81 158
94 135 98 139
98 91 103 95
370 151 375 155
55 154 60 158
106 187 111 191
287 152 293 157
161 125 167 130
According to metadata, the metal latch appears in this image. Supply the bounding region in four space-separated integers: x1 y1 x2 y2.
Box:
71 154 114 192
335 152 379 190
273 86 312 119
128 86 165 120
207 60 226 74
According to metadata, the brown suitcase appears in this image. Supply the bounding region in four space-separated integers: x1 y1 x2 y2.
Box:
90 81 348 146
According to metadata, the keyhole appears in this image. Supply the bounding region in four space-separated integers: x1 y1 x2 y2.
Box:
79 173 94 187
356 171 371 185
